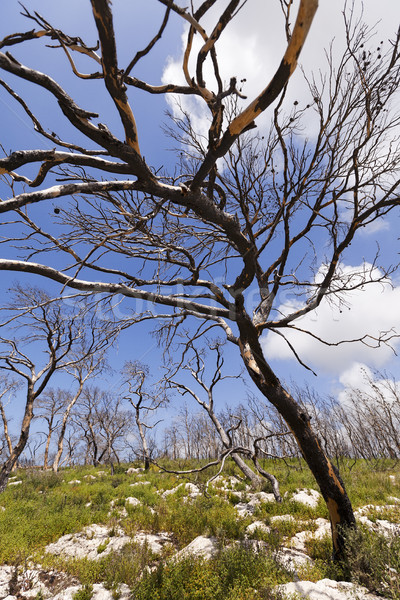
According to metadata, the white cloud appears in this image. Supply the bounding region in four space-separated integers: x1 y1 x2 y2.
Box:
261 263 400 375
337 361 400 408
161 1 399 135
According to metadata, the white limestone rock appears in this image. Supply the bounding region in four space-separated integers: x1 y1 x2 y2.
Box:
211 475 244 490
252 491 276 504
126 467 144 474
387 496 400 503
0 566 13 598
52 583 131 600
7 480 22 486
270 514 296 524
289 518 331 552
357 515 400 537
291 488 321 508
246 521 271 535
173 536 218 561
162 482 200 498
125 496 141 507
45 524 131 561
68 479 81 485
277 579 386 600
132 531 172 554
274 547 314 571
130 481 151 487
234 502 255 517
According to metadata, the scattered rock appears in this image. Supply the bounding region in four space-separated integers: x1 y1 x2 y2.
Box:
125 497 141 507
251 491 276 504
68 479 81 485
133 531 173 554
0 506 5 512
173 536 218 561
289 518 331 552
0 565 73 600
45 524 131 561
0 566 13 598
357 515 400 537
7 480 22 486
270 514 296 524
387 496 400 503
246 521 271 535
162 482 200 499
52 582 131 600
234 502 255 517
291 488 321 508
84 474 96 480
274 547 314 571
277 579 386 600
130 481 151 487
126 467 144 475
211 475 244 490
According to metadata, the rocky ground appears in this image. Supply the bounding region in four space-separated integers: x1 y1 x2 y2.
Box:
1 471 399 600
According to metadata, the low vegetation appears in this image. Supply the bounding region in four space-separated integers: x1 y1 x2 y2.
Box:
0 459 399 599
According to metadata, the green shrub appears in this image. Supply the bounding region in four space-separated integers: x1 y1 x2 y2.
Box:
135 544 289 600
341 526 400 599
73 583 93 600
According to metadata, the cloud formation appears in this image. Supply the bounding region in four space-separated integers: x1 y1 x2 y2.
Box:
262 263 400 375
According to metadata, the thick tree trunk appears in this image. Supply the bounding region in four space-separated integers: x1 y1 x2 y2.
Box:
238 322 355 559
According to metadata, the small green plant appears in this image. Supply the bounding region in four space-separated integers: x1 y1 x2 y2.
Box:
73 583 93 600
97 539 110 554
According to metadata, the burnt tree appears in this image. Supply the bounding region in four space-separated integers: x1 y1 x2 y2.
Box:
0 1 399 556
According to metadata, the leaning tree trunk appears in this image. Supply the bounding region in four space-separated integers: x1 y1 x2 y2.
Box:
231 452 263 489
238 320 356 560
0 403 17 473
0 386 35 493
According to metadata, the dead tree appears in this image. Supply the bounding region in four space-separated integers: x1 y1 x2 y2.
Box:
165 341 282 500
51 326 111 473
75 386 131 471
0 285 112 490
122 362 165 471
35 388 69 469
0 1 400 556
0 375 21 470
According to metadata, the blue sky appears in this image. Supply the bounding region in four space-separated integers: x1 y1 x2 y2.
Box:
1 0 400 445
